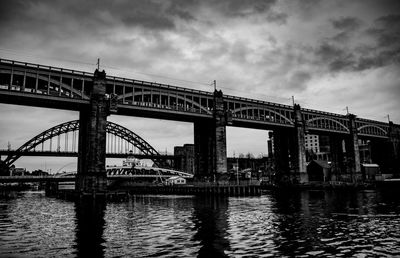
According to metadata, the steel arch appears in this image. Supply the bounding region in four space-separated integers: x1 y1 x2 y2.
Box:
117 91 212 115
306 117 350 132
4 120 165 167
0 69 90 99
357 124 387 136
231 106 294 125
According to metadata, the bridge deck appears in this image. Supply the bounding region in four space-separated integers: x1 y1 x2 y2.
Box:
0 58 395 138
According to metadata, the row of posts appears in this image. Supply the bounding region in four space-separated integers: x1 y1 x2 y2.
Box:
76 70 400 195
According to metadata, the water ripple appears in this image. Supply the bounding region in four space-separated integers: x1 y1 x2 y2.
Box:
1 189 400 257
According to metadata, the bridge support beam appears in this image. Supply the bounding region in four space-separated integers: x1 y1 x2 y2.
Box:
345 114 361 182
76 69 108 194
194 90 228 180
273 105 307 185
389 122 400 174
329 134 345 181
371 122 400 175
214 90 228 177
293 104 307 183
370 139 390 173
194 119 214 178
273 129 290 184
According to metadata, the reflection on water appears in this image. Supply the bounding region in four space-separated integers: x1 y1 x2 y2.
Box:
1 189 400 257
74 197 106 258
192 196 230 257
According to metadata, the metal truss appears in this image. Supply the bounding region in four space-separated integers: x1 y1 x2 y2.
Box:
106 166 193 178
4 120 166 167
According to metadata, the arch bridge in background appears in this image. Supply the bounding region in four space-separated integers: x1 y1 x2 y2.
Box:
3 120 168 168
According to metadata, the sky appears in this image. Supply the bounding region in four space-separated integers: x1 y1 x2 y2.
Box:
0 0 399 172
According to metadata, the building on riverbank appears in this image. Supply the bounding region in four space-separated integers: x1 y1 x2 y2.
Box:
174 144 195 174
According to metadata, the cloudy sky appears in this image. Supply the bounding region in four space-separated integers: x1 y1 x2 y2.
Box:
0 0 399 172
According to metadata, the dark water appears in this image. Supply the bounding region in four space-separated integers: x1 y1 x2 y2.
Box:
1 189 400 257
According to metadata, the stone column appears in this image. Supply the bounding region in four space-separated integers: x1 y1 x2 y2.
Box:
293 104 307 183
273 129 290 184
194 119 214 179
345 114 361 182
213 90 228 176
193 90 228 181
329 134 345 181
388 122 400 175
76 69 108 194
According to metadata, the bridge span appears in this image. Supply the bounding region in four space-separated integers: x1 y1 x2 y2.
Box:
0 58 399 195
0 150 176 160
0 119 173 168
0 58 392 138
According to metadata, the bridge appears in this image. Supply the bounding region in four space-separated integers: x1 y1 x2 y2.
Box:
0 58 392 137
0 167 193 183
0 175 75 183
0 58 399 194
0 119 175 168
0 150 175 160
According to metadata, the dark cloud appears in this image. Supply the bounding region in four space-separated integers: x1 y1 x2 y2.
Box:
366 14 400 48
119 5 176 30
376 14 400 28
314 43 358 72
287 71 312 91
314 12 400 73
353 14 400 71
315 43 348 63
284 0 323 21
265 12 288 24
314 40 399 73
211 0 277 17
0 0 184 31
331 17 362 31
0 0 287 34
169 0 287 24
330 31 350 43
314 43 355 72
328 57 356 72
329 17 362 43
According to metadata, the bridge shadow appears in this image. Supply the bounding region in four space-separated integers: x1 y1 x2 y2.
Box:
191 196 230 257
74 197 106 258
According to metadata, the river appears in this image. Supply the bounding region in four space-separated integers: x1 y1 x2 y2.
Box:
1 189 400 257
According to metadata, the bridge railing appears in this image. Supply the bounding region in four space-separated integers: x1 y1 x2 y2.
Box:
0 58 92 77
106 75 214 97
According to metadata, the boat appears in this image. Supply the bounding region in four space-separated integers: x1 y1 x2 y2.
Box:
106 155 193 184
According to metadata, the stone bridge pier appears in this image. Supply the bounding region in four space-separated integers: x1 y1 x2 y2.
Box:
76 69 109 195
345 114 361 182
329 134 345 181
369 122 400 175
388 122 400 173
272 104 307 184
194 90 228 181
